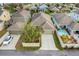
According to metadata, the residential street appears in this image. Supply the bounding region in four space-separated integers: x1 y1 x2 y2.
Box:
0 50 79 56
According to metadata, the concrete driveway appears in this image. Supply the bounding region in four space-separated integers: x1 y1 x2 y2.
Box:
0 32 9 45
40 34 58 50
0 34 21 50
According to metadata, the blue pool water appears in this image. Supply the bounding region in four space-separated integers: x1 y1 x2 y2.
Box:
57 29 68 36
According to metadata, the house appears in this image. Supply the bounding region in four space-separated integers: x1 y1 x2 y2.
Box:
31 12 56 33
10 9 31 24
0 9 11 21
30 5 37 11
7 22 25 34
22 4 32 10
49 6 59 12
0 8 10 31
67 22 79 39
53 13 73 29
68 9 79 22
7 9 31 34
38 4 48 12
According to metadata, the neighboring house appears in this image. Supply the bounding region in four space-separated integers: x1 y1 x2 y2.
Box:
30 5 37 11
31 12 56 33
52 13 73 29
38 4 48 12
0 9 11 21
7 9 31 34
68 13 79 22
67 22 79 40
10 9 31 24
7 22 25 34
68 9 79 22
0 8 11 31
68 22 79 34
49 6 59 12
22 4 32 10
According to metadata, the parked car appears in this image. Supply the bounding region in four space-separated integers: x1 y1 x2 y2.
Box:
2 35 13 46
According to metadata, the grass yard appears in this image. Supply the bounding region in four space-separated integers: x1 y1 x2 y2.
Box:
0 29 7 38
15 36 41 51
53 31 63 50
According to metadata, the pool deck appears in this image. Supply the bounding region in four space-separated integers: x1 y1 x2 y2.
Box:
57 29 69 36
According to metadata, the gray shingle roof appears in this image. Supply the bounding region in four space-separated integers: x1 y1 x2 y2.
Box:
53 13 73 26
7 22 25 32
0 8 3 16
11 9 30 23
69 22 79 31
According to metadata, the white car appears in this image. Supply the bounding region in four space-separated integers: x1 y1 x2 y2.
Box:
3 35 13 45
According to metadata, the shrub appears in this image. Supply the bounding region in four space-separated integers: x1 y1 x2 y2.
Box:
22 23 42 43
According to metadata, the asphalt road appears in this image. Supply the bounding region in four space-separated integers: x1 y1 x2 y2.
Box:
0 50 79 56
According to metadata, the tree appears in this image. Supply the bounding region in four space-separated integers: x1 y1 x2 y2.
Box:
4 4 17 13
22 23 42 43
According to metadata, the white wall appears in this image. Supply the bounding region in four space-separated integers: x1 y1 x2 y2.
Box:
0 22 4 31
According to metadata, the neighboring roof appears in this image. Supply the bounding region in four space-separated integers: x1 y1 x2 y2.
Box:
0 9 11 21
31 5 37 10
68 13 79 21
19 9 30 18
39 4 48 10
73 9 79 14
32 12 51 23
12 12 22 17
31 12 55 31
0 8 3 16
53 13 73 26
12 9 30 18
49 6 59 11
69 22 79 31
11 9 30 22
7 22 25 31
42 21 56 31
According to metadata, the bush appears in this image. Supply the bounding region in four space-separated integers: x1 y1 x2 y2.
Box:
53 31 63 50
22 23 42 43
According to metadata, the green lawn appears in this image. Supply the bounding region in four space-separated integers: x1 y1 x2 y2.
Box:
53 31 63 50
15 35 41 51
0 29 7 38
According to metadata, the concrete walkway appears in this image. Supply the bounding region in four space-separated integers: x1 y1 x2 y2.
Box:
40 34 58 50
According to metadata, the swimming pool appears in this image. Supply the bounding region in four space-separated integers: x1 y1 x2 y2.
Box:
57 29 68 36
